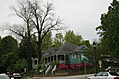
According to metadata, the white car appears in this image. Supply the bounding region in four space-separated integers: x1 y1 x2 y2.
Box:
0 74 10 79
12 73 22 79
87 71 119 79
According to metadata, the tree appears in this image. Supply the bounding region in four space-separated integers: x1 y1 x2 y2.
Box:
1 52 18 72
8 0 35 71
0 36 2 60
18 38 28 60
2 0 64 70
86 45 113 70
64 30 83 45
96 0 119 59
41 31 53 50
53 33 64 47
2 24 33 71
0 36 18 72
0 36 18 55
81 40 91 47
2 0 64 71
14 58 28 72
18 36 38 59
29 0 64 63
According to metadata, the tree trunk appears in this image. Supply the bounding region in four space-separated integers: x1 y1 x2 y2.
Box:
37 34 42 68
27 21 32 71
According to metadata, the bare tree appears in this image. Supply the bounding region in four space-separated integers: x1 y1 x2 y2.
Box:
2 0 65 70
29 0 64 63
10 0 35 71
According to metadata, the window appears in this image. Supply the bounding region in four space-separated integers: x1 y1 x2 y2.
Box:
109 72 119 76
96 72 102 76
72 54 76 58
102 72 108 76
34 60 38 65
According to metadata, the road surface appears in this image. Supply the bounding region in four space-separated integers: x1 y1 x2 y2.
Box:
31 74 94 79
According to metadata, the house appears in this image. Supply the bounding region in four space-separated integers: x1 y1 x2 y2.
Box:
42 42 87 66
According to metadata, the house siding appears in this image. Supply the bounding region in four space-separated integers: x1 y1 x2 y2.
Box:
70 54 81 64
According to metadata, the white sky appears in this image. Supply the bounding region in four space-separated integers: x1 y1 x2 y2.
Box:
0 0 113 42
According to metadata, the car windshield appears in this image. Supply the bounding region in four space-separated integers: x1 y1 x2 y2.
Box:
109 72 119 76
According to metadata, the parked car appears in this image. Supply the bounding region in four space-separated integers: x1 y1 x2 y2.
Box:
0 74 10 79
87 71 119 79
105 66 119 72
12 73 22 79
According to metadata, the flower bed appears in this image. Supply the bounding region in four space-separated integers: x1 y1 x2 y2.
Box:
55 63 93 75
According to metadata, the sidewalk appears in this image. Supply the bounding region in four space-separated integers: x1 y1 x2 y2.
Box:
28 74 94 79
28 77 55 79
30 77 53 79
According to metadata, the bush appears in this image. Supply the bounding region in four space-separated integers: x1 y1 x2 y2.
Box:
70 63 83 70
58 64 68 70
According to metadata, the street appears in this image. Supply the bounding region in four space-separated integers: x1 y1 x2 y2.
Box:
30 74 94 79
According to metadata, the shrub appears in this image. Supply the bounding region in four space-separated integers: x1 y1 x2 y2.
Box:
70 63 83 70
58 64 68 70
58 63 92 71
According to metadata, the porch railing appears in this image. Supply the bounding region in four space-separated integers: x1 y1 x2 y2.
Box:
45 65 51 76
52 65 57 76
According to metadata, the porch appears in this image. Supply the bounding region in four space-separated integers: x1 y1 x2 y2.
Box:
43 54 67 66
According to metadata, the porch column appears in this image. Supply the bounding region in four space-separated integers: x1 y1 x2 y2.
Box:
56 54 58 61
64 54 66 63
47 57 48 63
53 55 54 62
50 56 52 62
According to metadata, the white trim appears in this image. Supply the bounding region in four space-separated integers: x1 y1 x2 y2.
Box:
72 54 76 58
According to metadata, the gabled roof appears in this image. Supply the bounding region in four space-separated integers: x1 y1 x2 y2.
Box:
43 42 87 57
55 42 79 54
74 45 87 52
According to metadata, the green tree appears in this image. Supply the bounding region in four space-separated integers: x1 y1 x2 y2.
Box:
81 40 91 47
0 36 18 55
64 30 75 43
41 31 53 50
0 36 18 72
14 58 27 72
53 33 64 47
0 36 2 60
64 30 83 45
18 38 28 60
1 52 18 72
96 0 119 59
86 45 113 70
18 36 38 59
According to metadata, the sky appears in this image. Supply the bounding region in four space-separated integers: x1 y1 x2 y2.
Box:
0 0 113 43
